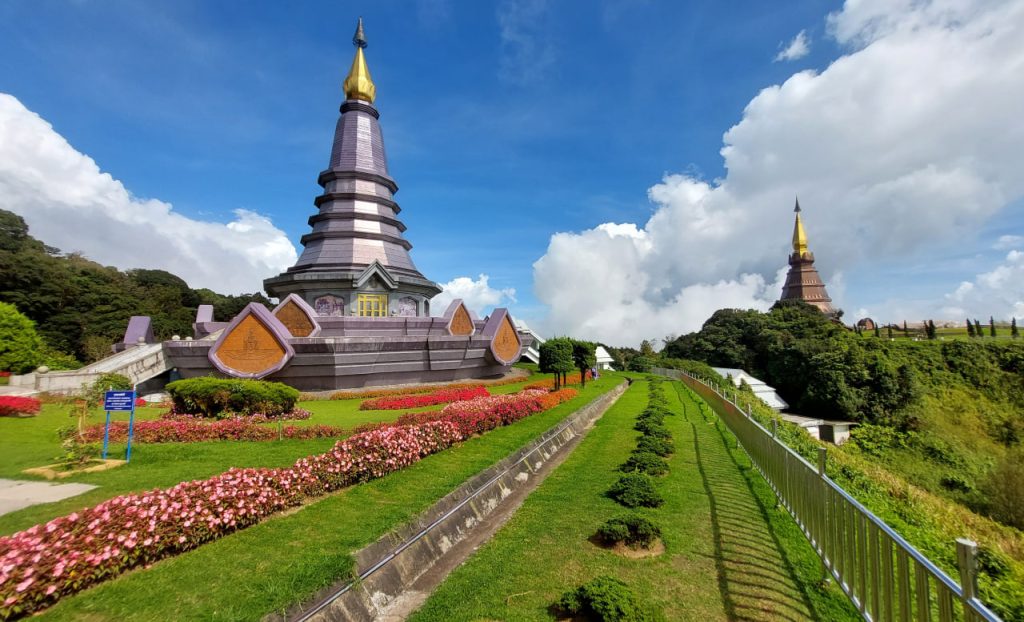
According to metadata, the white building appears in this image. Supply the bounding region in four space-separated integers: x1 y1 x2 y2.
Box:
711 367 789 411
595 346 614 370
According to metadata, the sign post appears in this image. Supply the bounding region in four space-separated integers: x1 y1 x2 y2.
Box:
103 390 136 462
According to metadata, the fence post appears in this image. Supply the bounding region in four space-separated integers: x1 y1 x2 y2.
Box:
772 419 778 438
957 538 979 611
817 447 831 584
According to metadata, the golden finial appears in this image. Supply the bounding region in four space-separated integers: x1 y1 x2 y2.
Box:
792 197 809 255
343 17 376 103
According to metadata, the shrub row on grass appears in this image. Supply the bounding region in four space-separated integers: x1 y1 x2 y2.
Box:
608 379 675 507
165 378 300 418
0 387 578 619
80 420 344 444
358 385 489 411
0 397 41 418
595 515 662 548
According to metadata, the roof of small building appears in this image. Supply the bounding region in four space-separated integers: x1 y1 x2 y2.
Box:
595 346 614 364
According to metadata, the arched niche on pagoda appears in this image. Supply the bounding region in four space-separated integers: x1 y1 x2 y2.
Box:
208 303 295 379
272 294 322 338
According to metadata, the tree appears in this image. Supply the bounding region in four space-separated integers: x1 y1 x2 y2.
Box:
0 302 42 373
571 340 597 388
975 319 984 337
539 338 574 390
874 324 881 338
639 339 656 357
887 325 893 339
925 320 937 340
967 318 976 338
1013 317 1019 339
990 316 997 338
903 320 908 336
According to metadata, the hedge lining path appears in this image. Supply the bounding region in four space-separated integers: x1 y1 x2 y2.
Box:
410 379 859 621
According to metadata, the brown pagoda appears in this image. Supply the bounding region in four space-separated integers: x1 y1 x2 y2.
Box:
779 199 834 314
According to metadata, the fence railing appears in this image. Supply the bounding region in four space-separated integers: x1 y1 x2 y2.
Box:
652 367 1002 622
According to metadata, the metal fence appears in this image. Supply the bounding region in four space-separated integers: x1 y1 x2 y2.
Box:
653 367 1002 622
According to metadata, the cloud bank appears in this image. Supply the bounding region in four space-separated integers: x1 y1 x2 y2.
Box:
432 274 517 316
534 0 1024 346
0 93 297 294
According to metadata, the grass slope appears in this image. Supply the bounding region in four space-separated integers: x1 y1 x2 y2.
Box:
19 374 622 621
410 380 858 621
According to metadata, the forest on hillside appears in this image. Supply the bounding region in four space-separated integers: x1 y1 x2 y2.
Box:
0 209 269 365
662 300 1024 531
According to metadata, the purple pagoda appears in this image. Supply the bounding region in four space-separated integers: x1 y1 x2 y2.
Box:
263 18 442 318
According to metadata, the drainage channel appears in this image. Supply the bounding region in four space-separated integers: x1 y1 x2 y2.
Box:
272 381 628 622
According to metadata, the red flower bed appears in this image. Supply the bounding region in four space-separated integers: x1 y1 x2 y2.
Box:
393 388 579 437
524 371 590 391
79 420 345 444
159 408 313 423
327 375 525 401
0 387 580 618
0 397 41 418
0 372 11 378
359 385 489 410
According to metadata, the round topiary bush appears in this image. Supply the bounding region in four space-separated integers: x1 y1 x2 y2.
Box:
165 377 301 418
636 435 673 457
556 576 661 622
607 472 663 508
595 514 662 548
619 450 669 476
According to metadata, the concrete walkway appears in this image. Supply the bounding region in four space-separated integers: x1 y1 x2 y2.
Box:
0 479 97 517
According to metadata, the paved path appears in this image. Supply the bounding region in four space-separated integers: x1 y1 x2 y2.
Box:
0 479 97 517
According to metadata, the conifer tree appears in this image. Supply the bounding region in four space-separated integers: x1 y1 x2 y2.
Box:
1013 317 1019 339
874 324 881 338
967 319 976 338
990 316 997 338
975 319 984 337
903 320 908 336
926 320 937 340
887 325 893 339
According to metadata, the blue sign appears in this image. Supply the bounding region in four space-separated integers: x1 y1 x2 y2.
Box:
103 390 135 411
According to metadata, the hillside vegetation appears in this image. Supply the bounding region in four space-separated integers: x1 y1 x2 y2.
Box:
659 301 1024 619
0 209 268 364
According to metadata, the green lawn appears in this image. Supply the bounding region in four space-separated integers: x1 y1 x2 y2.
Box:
5 373 622 621
410 379 859 621
0 374 546 535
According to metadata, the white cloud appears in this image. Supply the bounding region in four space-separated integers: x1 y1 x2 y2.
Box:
497 0 555 86
0 93 297 294
431 274 517 316
994 235 1024 250
774 30 811 62
534 0 1024 345
941 250 1024 320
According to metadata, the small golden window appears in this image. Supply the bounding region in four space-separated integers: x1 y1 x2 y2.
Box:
357 293 389 317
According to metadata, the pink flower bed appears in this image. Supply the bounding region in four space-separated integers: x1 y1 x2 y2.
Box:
159 408 313 423
79 420 344 444
0 387 580 618
0 397 41 418
359 385 489 410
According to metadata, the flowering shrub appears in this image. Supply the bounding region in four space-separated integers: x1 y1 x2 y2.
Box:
80 420 344 444
393 388 578 437
0 397 41 418
0 387 579 618
359 385 489 410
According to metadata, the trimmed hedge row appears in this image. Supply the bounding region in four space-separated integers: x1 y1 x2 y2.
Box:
165 377 300 418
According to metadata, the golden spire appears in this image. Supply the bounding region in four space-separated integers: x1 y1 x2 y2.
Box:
343 17 376 103
792 197 808 255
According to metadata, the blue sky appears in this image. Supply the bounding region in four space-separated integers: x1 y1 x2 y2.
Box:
2 0 1023 345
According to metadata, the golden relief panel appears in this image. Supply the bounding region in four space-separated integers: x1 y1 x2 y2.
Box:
216 315 288 375
276 300 316 337
492 315 521 363
449 305 474 336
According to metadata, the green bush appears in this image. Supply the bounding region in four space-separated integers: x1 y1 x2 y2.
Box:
620 450 669 476
608 473 663 508
634 419 671 439
636 435 673 457
85 373 133 403
165 377 300 417
595 514 662 548
556 576 661 622
0 301 42 374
